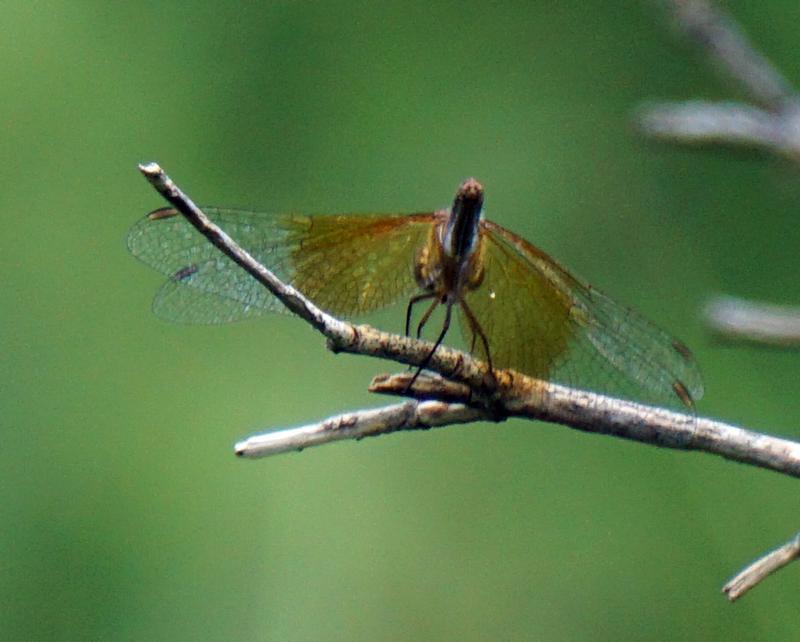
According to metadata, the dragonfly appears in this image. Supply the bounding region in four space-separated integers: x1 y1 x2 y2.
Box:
128 178 704 411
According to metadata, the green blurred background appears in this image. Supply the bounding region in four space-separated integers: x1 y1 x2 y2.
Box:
3 1 800 639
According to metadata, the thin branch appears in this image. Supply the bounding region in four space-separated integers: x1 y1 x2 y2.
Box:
137 163 346 337
236 400 487 458
638 1 800 158
635 100 784 150
659 0 794 110
705 295 800 346
238 367 800 480
723 532 800 601
139 162 492 391
370 372 473 403
139 163 800 480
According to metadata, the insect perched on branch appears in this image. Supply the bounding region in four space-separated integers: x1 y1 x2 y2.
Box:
128 178 703 411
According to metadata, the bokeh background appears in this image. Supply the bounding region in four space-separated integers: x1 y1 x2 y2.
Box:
3 1 800 640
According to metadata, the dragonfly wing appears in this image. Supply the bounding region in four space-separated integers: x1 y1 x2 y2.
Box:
459 221 703 409
128 207 438 323
152 275 273 323
285 212 439 316
458 226 573 379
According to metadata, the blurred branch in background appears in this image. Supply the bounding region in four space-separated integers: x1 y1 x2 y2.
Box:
705 295 800 346
141 163 800 598
639 0 800 338
637 100 794 153
638 0 800 600
637 0 800 158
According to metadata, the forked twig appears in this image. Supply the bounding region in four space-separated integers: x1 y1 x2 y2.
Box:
637 0 800 158
640 1 800 346
139 162 800 473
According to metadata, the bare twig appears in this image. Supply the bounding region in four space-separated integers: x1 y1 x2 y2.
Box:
637 1 800 158
235 400 487 458
236 366 800 478
705 295 800 346
139 162 493 390
723 532 800 601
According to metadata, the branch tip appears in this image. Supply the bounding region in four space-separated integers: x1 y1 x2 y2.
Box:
723 533 800 601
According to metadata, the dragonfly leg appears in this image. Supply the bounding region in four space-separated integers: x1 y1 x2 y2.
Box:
404 293 437 373
406 302 453 392
459 299 494 377
416 297 440 339
405 292 436 337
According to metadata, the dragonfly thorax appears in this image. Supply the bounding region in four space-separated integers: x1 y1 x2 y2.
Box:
414 214 486 302
442 178 484 261
414 178 487 301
